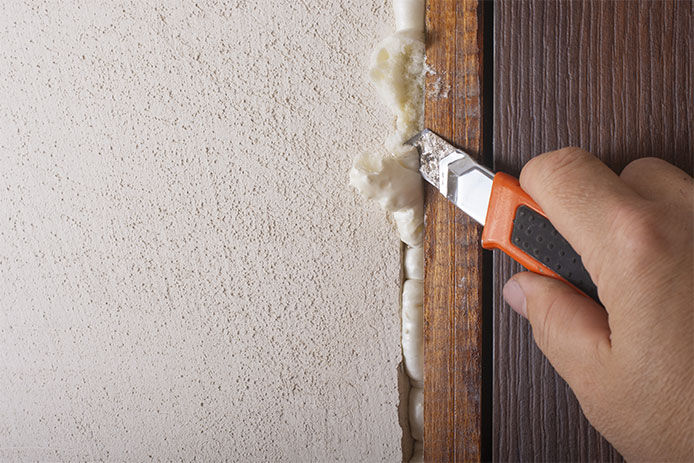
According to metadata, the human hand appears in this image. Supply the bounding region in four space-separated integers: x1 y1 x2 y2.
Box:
502 148 693 461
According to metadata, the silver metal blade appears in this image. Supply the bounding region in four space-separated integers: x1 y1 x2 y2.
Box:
406 129 494 225
405 129 455 187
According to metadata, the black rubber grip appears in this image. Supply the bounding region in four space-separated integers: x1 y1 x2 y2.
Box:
511 205 598 301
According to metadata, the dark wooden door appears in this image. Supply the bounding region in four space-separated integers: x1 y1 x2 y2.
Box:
493 1 692 461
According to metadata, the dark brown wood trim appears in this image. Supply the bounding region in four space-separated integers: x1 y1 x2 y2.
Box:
492 1 690 461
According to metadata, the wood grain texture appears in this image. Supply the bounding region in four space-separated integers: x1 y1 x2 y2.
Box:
493 1 692 461
423 0 487 461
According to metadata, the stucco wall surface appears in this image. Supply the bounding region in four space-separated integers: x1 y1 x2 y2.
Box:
0 1 404 460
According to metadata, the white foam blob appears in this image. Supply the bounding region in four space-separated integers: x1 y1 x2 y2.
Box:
349 144 424 247
402 279 423 386
368 30 425 148
410 440 424 462
349 145 422 214
394 203 423 247
404 246 423 281
408 386 423 441
394 0 424 33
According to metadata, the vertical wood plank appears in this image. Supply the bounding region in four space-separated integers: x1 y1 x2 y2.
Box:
423 0 486 461
493 1 692 461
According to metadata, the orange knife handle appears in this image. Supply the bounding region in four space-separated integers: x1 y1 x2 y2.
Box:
481 173 599 301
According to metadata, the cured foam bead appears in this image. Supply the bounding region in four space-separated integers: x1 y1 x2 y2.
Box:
408 386 423 440
410 441 424 462
394 0 424 33
404 246 423 281
402 279 423 385
394 203 423 247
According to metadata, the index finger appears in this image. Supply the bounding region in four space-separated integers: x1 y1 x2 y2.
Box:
519 148 641 284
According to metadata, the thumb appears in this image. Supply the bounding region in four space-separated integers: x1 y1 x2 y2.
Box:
503 272 612 392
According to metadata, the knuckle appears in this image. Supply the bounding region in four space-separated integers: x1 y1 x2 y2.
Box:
610 202 666 265
521 147 593 190
549 146 593 165
620 157 662 180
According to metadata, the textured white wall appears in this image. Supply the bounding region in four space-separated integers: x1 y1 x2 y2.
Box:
0 1 405 460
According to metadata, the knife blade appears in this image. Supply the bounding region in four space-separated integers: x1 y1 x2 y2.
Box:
406 129 599 302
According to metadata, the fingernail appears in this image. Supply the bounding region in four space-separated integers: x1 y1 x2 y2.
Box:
503 279 527 318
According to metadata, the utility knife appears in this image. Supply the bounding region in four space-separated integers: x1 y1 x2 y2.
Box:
407 129 598 302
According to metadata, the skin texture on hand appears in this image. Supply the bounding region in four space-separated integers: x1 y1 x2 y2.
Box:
502 148 693 462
